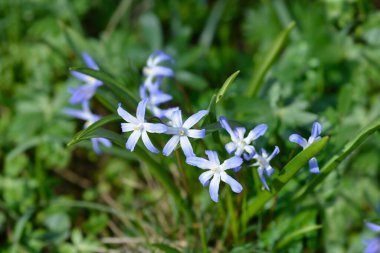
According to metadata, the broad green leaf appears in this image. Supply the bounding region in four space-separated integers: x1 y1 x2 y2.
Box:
67 114 121 147
246 21 295 97
70 67 138 109
292 117 380 203
242 137 329 224
275 224 322 249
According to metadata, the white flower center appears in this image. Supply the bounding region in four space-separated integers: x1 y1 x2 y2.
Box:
211 166 221 174
134 123 143 131
86 76 97 84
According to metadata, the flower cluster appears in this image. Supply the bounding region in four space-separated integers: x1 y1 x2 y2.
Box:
66 51 325 203
65 53 112 154
363 222 380 253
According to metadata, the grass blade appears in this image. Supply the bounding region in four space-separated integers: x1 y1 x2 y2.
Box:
246 22 295 97
275 224 322 249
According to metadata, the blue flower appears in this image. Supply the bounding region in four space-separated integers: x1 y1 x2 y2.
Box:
143 51 174 92
289 122 322 173
186 151 243 202
220 116 267 160
64 101 111 154
250 146 279 191
363 222 380 253
139 85 178 119
117 99 167 153
69 52 103 104
163 109 208 157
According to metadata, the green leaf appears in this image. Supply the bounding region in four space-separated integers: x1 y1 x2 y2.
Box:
242 137 329 224
150 243 182 253
12 208 35 253
246 21 295 97
67 114 121 147
275 224 322 249
216 70 240 103
70 67 138 109
292 117 380 203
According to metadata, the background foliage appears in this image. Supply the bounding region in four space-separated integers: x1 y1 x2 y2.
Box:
1 0 380 252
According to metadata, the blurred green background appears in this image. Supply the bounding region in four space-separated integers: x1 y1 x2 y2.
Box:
1 0 380 252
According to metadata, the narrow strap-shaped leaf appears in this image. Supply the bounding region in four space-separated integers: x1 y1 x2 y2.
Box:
242 137 329 224
67 114 122 146
216 70 240 103
292 117 380 203
274 224 322 249
70 67 138 109
246 21 295 97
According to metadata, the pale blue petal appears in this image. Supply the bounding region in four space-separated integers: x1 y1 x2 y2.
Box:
141 131 159 153
137 99 148 122
151 51 173 65
234 127 246 140
309 157 319 173
82 52 99 70
258 167 270 191
187 129 206 139
117 104 138 123
233 166 242 173
183 110 208 129
221 156 243 170
91 139 101 155
171 110 183 127
186 157 213 169
225 142 237 154
139 85 148 100
311 121 322 138
98 138 112 147
364 239 380 253
199 171 214 186
245 124 268 142
205 150 220 164
244 145 256 160
209 174 221 202
69 85 97 104
63 108 90 121
71 71 89 82
289 134 308 149
219 116 237 141
267 146 280 161
150 91 172 105
367 222 380 232
126 131 141 151
221 172 243 193
243 153 254 161
180 136 194 157
144 123 167 133
163 135 180 156
265 166 275 177
121 123 135 132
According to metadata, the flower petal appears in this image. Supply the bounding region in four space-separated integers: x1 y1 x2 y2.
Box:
209 173 221 202
137 99 148 122
289 134 308 149
225 142 237 154
183 110 208 129
144 123 167 133
234 127 246 140
245 124 268 142
186 157 213 169
163 135 180 156
91 139 101 154
70 71 89 82
151 51 173 65
180 136 194 157
219 116 238 141
221 156 243 170
309 157 319 173
141 131 159 153
125 131 141 151
311 121 322 138
171 110 183 127
205 150 220 164
98 138 112 147
267 146 280 161
82 52 99 70
221 171 243 193
258 167 270 191
199 171 214 186
63 108 90 121
117 104 138 123
187 129 205 139
121 123 135 132
366 222 380 233
150 91 172 105
244 145 256 160
144 66 174 77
